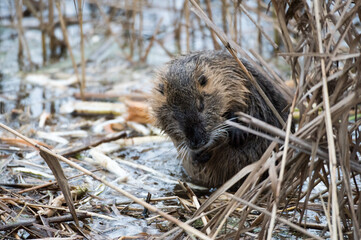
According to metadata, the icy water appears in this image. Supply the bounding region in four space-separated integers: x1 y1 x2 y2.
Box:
0 2 202 237
0 1 302 238
0 61 186 236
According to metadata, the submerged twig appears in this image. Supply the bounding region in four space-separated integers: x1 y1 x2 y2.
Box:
0 213 90 232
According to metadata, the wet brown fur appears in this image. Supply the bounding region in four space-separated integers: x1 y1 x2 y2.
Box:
151 50 289 188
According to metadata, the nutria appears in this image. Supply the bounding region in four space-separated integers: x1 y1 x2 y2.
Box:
151 50 289 188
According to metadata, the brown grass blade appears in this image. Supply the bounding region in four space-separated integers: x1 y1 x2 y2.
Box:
314 1 341 237
38 149 79 225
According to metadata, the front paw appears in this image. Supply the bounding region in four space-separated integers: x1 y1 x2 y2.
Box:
228 126 247 147
223 111 248 147
191 151 212 164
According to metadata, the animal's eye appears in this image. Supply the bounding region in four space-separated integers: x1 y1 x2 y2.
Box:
197 97 204 112
157 83 164 95
198 75 207 86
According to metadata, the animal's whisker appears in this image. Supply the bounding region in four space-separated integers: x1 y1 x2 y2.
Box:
177 141 190 164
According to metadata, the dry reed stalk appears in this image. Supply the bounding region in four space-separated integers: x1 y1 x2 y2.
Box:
267 88 297 238
128 0 137 60
94 0 124 50
17 171 95 194
314 1 341 237
172 0 182 53
77 0 85 99
194 0 206 46
221 0 228 34
249 50 292 101
55 1 81 94
228 195 323 240
184 0 190 52
140 18 163 62
232 0 238 43
48 0 56 61
257 0 262 54
270 1 294 53
17 22 24 69
204 0 220 50
39 0 46 65
23 0 39 19
137 0 144 60
178 181 211 236
15 0 33 69
159 205 227 239
174 22 182 53
155 39 174 58
238 3 278 50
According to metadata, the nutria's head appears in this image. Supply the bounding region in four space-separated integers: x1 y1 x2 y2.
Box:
151 51 250 159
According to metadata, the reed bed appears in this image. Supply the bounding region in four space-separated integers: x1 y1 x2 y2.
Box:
176 0 361 239
0 0 360 239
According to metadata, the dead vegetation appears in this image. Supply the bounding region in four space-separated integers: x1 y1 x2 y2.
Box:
0 0 361 239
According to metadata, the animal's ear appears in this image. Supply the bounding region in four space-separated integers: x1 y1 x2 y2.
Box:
156 83 165 95
198 75 207 87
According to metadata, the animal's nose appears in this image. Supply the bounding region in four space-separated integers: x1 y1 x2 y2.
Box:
187 127 208 150
189 137 206 150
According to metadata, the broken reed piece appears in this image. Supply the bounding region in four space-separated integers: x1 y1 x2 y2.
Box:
0 122 79 226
